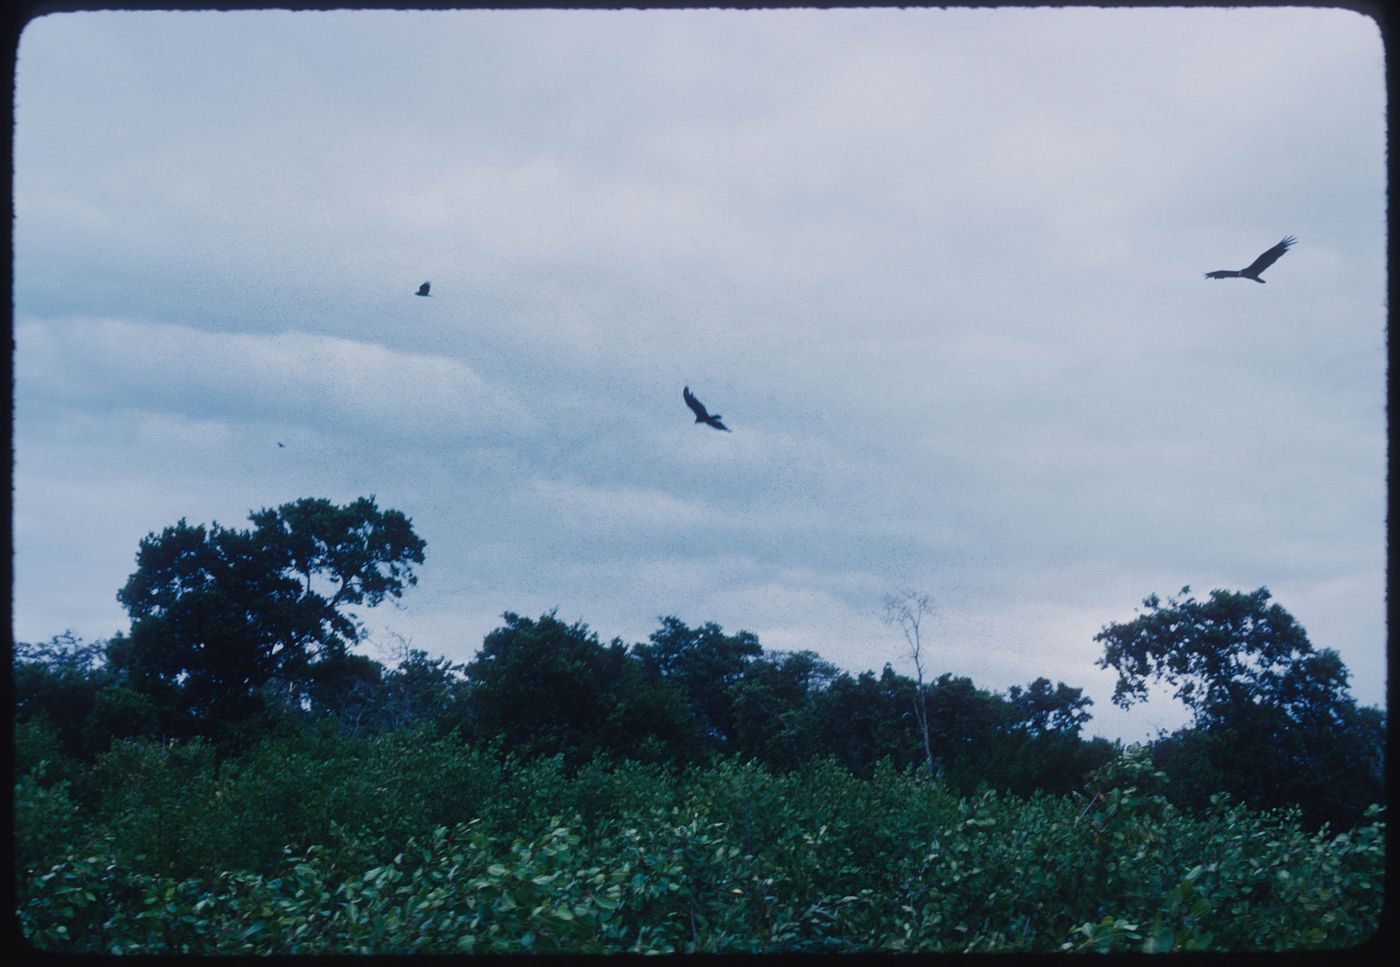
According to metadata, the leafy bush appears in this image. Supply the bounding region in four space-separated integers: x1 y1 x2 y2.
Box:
15 738 1385 953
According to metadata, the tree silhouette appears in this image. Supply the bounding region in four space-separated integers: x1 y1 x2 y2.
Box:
1095 585 1384 826
110 496 425 742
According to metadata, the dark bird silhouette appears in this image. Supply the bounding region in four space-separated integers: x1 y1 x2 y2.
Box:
415 281 431 297
684 386 730 432
277 442 285 448
1204 236 1296 283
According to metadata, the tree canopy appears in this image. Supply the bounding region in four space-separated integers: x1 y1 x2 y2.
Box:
1007 677 1093 737
1095 586 1337 730
1094 585 1384 827
109 496 425 740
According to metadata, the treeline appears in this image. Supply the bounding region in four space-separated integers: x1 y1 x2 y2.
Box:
14 599 1385 833
14 613 1113 802
11 496 1387 831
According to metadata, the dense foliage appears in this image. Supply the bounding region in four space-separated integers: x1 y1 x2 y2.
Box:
1096 586 1387 829
106 496 425 747
14 732 1384 953
12 498 1387 951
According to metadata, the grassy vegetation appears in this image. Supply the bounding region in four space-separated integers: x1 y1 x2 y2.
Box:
15 726 1384 954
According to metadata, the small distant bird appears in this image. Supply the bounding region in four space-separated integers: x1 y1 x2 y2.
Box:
1204 236 1296 283
415 281 431 297
277 442 285 448
684 386 730 432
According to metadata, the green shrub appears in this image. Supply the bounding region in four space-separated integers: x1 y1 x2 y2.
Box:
15 737 1385 953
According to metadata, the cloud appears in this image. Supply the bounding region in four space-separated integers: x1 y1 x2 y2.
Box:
16 316 535 444
527 477 712 534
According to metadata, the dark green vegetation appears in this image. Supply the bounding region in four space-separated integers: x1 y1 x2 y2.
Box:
12 735 1386 953
13 497 1387 952
1096 586 1387 832
107 495 425 749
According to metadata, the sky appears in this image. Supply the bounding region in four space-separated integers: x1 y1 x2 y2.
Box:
10 6 1388 742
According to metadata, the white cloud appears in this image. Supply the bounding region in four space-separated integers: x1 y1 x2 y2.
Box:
16 316 535 443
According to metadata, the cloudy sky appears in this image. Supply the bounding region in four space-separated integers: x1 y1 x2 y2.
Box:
12 6 1386 741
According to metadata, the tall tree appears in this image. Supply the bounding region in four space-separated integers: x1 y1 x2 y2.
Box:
882 590 938 780
110 496 425 741
1095 586 1384 827
1096 586 1331 731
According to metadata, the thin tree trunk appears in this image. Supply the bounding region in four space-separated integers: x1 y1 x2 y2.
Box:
884 590 939 782
912 662 936 782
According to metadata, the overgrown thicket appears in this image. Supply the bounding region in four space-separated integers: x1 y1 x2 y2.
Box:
14 732 1385 954
12 497 1388 951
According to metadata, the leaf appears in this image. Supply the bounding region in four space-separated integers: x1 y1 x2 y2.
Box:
1143 928 1174 953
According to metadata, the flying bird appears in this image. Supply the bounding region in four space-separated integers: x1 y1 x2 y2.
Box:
1204 236 1296 283
684 386 730 432
277 442 285 448
415 281 431 297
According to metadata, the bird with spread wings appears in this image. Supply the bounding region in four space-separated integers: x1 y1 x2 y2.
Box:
684 386 730 432
1204 236 1296 283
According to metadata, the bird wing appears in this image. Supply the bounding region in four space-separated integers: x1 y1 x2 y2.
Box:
1242 236 1295 276
683 386 709 420
1203 270 1238 279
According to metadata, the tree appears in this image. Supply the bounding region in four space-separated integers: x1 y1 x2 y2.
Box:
1096 586 1335 731
375 645 469 734
632 616 763 756
882 590 938 780
303 650 388 733
246 497 426 640
110 496 425 742
463 611 689 765
13 632 121 757
810 666 925 776
921 672 1008 785
1006 677 1093 737
1095 586 1385 827
727 650 840 770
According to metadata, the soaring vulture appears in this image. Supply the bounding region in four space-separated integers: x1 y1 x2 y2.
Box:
1204 236 1296 282
683 386 730 432
415 281 431 297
